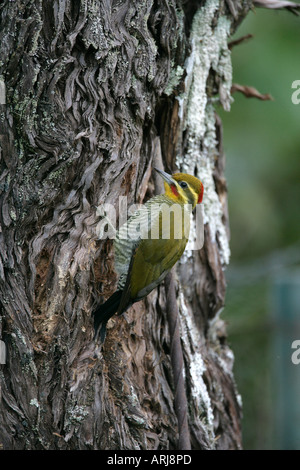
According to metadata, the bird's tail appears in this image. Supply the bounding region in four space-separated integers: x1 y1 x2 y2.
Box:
93 290 123 342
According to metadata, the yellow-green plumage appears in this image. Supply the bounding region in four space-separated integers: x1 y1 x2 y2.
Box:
93 168 204 341
128 207 189 300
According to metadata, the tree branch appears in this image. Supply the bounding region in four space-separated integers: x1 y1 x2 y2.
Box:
231 83 273 101
254 0 300 15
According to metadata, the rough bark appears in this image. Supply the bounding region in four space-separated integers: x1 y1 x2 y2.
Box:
0 0 250 450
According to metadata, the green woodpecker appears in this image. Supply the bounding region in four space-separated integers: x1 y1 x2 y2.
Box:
93 168 204 341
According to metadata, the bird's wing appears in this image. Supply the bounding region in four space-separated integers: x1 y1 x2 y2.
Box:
114 202 151 282
115 199 190 314
130 236 188 299
117 235 187 315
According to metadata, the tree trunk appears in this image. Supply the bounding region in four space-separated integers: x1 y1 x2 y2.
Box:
0 0 250 450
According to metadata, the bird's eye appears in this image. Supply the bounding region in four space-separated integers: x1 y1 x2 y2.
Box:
180 181 188 188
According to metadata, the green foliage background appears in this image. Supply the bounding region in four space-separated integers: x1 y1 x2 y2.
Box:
219 8 300 449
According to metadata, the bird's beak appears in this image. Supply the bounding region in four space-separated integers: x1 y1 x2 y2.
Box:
154 168 176 186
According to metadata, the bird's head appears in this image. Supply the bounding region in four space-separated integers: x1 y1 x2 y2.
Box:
154 168 204 209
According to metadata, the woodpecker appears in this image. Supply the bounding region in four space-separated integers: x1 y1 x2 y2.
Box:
93 168 204 341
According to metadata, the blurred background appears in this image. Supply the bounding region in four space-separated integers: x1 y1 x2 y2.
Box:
219 8 300 449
